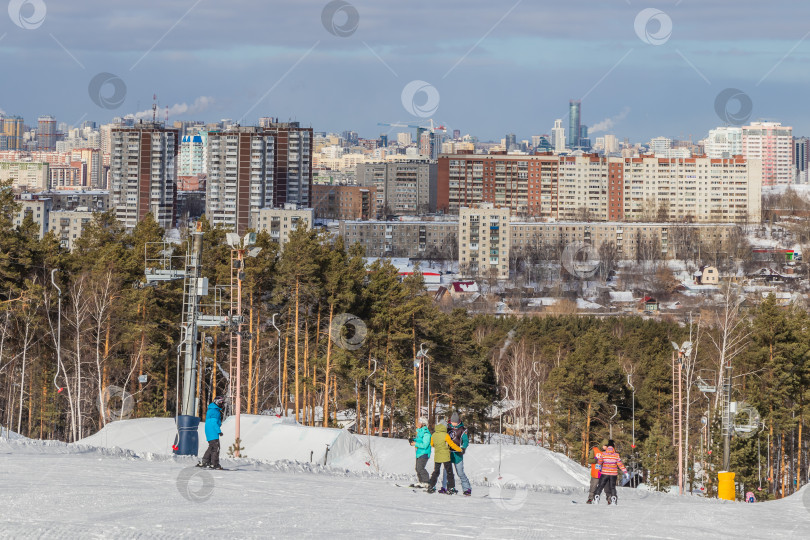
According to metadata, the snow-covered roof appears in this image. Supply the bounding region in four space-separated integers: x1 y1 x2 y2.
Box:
576 298 602 310
609 291 635 303
527 297 559 307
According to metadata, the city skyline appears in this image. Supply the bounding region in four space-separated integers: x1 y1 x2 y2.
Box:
2 1 810 141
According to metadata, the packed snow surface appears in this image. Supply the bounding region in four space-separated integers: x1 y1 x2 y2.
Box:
3 437 810 538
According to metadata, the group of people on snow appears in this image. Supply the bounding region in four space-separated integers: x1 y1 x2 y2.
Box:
587 439 630 504
198 397 637 506
410 412 471 495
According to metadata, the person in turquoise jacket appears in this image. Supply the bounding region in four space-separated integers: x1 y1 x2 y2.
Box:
410 417 431 486
441 411 471 495
199 396 225 469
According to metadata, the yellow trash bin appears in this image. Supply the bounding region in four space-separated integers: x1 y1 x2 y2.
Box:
718 471 736 501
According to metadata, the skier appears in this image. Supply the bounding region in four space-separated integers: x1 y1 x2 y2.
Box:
426 420 462 494
586 441 607 504
746 491 756 503
591 439 628 505
440 412 471 496
409 417 431 487
198 396 225 470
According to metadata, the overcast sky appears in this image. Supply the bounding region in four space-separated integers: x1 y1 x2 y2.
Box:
2 0 810 142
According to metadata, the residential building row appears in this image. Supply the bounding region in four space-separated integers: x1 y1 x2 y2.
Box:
438 154 762 224
341 204 741 280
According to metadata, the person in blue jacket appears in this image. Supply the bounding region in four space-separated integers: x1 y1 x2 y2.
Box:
199 396 225 469
409 417 431 487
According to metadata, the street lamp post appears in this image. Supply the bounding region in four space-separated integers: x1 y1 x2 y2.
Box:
226 232 261 458
671 340 692 496
415 343 428 425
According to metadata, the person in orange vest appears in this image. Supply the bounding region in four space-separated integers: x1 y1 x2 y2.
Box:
586 440 607 504
592 439 629 505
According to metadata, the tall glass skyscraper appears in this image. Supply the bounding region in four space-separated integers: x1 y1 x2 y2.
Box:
568 100 581 148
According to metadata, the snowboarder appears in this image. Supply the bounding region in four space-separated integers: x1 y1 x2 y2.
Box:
440 412 471 496
199 396 225 470
586 441 607 504
426 420 462 494
409 417 431 487
746 491 756 503
591 439 629 505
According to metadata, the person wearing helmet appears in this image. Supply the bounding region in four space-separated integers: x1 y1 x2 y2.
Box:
199 396 225 469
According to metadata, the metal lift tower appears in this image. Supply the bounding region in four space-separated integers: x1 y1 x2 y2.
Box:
145 223 230 455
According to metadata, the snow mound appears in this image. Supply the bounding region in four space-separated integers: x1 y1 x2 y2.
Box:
0 426 27 440
77 415 360 465
76 417 588 490
332 434 589 490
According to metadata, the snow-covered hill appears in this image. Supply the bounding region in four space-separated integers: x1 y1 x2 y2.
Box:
3 437 809 538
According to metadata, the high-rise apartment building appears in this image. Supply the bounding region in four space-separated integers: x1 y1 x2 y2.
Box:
206 122 312 234
603 134 619 154
703 126 743 158
551 119 566 153
71 148 102 187
206 127 275 234
356 160 437 215
110 122 178 230
179 133 207 176
37 115 57 151
794 137 809 181
742 121 793 186
459 204 510 279
438 154 762 223
568 100 581 149
505 133 517 151
1 116 23 150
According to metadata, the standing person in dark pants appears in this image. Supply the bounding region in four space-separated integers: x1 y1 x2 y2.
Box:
198 396 225 470
592 439 629 505
426 421 462 494
441 412 471 495
410 417 432 487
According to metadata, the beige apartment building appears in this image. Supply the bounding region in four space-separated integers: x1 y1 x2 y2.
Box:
459 204 510 279
50 209 95 250
1 161 50 190
439 154 762 224
339 219 457 258
250 205 314 249
13 193 52 238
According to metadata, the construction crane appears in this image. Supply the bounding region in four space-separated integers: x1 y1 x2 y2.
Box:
378 119 446 134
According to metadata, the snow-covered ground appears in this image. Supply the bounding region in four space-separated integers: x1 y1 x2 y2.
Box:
3 437 810 538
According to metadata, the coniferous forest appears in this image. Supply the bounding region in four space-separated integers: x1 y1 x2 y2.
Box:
1 182 809 500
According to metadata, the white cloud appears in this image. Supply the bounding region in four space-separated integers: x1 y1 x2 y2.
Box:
589 107 630 134
134 96 214 120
